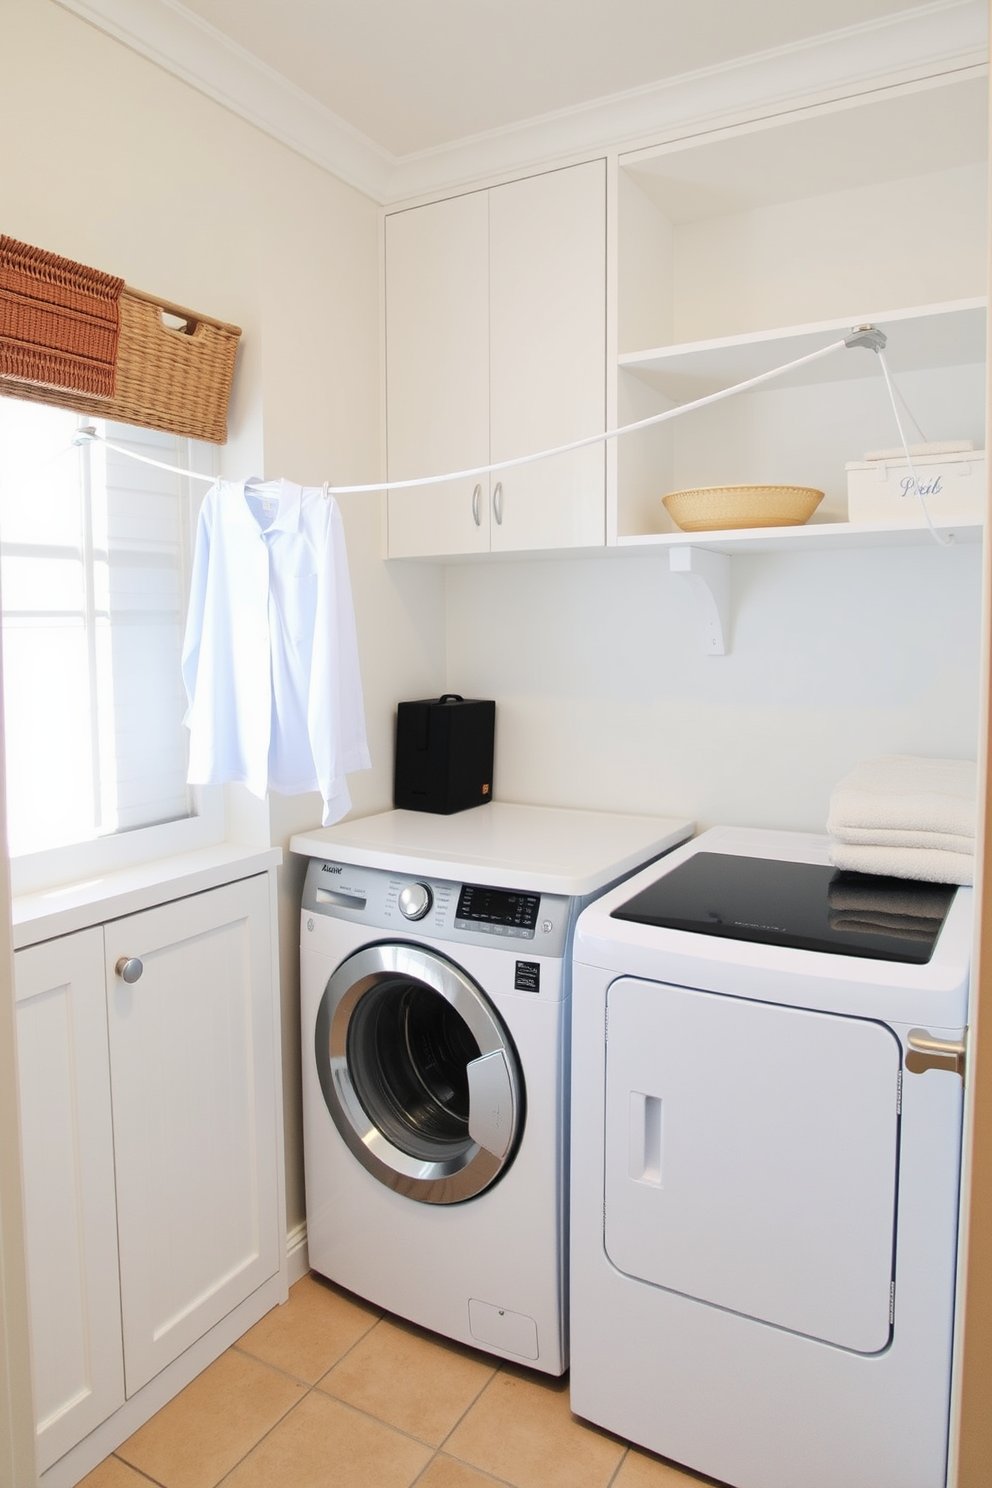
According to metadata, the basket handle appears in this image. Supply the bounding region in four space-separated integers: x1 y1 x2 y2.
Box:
160 309 198 336
125 284 241 338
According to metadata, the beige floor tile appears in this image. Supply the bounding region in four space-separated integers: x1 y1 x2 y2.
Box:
115 1348 305 1488
222 1390 432 1488
444 1367 626 1488
613 1446 722 1487
235 1272 380 1383
317 1316 495 1445
77 1459 158 1488
416 1456 517 1488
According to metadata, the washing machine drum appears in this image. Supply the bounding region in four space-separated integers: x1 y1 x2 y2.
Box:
314 942 524 1204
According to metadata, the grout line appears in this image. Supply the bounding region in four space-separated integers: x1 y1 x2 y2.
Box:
604 1447 631 1487
410 1450 522 1488
210 1387 322 1488
109 1456 170 1488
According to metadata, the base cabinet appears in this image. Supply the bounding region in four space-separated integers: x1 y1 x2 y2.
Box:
14 872 284 1478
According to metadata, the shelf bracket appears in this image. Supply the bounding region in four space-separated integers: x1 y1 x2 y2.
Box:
670 546 731 655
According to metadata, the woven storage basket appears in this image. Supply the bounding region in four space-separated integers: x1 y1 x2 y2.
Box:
0 287 240 444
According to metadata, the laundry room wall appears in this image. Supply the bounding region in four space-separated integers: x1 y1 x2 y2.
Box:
444 539 984 833
1 0 448 1235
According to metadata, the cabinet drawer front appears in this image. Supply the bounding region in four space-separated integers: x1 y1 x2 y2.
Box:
15 927 125 1470
105 875 280 1395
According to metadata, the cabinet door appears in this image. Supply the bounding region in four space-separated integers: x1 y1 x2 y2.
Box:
386 190 491 557
15 928 125 1471
489 160 606 552
105 875 280 1395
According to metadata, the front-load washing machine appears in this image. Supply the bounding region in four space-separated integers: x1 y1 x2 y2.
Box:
569 825 971 1488
292 803 692 1374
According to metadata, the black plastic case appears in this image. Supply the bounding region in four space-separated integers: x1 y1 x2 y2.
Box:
394 694 495 814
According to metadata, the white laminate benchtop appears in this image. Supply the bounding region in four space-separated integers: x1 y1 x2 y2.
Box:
11 844 283 949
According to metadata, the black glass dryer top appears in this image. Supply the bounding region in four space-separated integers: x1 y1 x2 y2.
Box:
611 852 956 964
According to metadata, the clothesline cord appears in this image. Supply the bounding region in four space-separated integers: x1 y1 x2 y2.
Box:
68 324 949 545
324 335 852 493
71 332 855 492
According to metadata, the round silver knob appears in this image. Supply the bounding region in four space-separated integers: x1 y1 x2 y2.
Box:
398 883 433 921
115 956 143 984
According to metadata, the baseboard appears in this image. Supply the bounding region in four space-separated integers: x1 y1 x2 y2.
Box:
287 1219 309 1285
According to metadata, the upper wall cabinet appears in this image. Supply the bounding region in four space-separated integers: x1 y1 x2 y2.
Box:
613 75 989 543
385 160 607 558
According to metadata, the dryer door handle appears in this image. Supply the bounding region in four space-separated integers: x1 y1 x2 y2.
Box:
467 1050 515 1160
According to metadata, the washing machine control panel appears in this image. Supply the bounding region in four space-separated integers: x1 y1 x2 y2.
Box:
302 858 571 957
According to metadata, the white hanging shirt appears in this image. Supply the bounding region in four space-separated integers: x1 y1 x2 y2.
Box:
182 477 371 825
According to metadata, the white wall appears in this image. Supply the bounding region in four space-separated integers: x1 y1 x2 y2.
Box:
1 0 447 1232
445 540 983 832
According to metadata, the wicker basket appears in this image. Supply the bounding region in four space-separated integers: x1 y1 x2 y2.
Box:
662 484 824 532
0 287 241 444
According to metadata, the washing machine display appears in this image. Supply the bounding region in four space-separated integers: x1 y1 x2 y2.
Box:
314 941 523 1204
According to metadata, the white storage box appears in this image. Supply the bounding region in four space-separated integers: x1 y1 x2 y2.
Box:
846 447 986 523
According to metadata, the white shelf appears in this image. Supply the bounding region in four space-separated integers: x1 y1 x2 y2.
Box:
619 299 987 402
616 516 985 557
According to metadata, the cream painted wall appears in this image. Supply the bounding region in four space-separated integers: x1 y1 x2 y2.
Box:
672 163 988 341
445 541 983 832
1 0 447 1232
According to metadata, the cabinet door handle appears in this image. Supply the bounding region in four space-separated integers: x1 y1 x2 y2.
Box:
115 956 144 984
493 481 503 525
471 483 482 526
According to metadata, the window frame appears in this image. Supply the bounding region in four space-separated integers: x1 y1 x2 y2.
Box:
0 406 226 897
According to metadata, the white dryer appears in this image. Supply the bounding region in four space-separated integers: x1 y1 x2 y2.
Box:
570 825 970 1488
292 803 692 1375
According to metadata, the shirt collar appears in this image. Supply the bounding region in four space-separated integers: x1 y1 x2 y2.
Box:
240 478 302 535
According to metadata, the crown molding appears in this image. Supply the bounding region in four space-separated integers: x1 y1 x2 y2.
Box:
53 0 988 205
51 0 397 199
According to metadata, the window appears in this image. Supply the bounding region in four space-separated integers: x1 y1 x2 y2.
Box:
0 397 221 889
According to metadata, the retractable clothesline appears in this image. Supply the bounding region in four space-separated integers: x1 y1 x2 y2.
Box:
71 323 948 544
72 327 875 489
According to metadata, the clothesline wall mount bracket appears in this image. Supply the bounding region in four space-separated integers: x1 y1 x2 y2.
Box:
670 546 731 655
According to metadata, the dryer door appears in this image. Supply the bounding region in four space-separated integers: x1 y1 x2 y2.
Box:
314 942 524 1204
604 976 902 1353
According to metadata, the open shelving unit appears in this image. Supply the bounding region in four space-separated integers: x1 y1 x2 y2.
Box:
610 73 989 593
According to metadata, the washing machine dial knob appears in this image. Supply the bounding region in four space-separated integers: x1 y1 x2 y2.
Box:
398 882 433 921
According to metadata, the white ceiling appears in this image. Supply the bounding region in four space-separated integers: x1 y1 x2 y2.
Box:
56 0 988 200
174 0 950 157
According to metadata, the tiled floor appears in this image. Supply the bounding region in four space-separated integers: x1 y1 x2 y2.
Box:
79 1273 718 1488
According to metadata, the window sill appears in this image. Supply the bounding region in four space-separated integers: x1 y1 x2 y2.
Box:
11 843 282 950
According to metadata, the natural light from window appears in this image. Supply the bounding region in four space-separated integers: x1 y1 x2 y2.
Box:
0 398 195 860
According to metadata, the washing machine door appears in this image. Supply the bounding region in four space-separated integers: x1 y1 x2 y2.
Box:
314 942 524 1204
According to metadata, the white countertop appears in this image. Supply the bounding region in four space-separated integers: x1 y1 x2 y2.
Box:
290 802 694 896
11 843 282 949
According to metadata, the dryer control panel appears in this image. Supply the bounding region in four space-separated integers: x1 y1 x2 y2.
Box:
302 857 571 958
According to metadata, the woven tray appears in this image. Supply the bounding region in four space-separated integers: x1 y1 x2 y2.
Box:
0 286 241 444
663 484 824 532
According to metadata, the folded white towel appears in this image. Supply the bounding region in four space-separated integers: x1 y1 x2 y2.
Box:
828 824 974 854
828 841 973 886
827 755 977 840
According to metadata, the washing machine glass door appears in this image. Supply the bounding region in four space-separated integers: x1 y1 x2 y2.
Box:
314 942 523 1204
